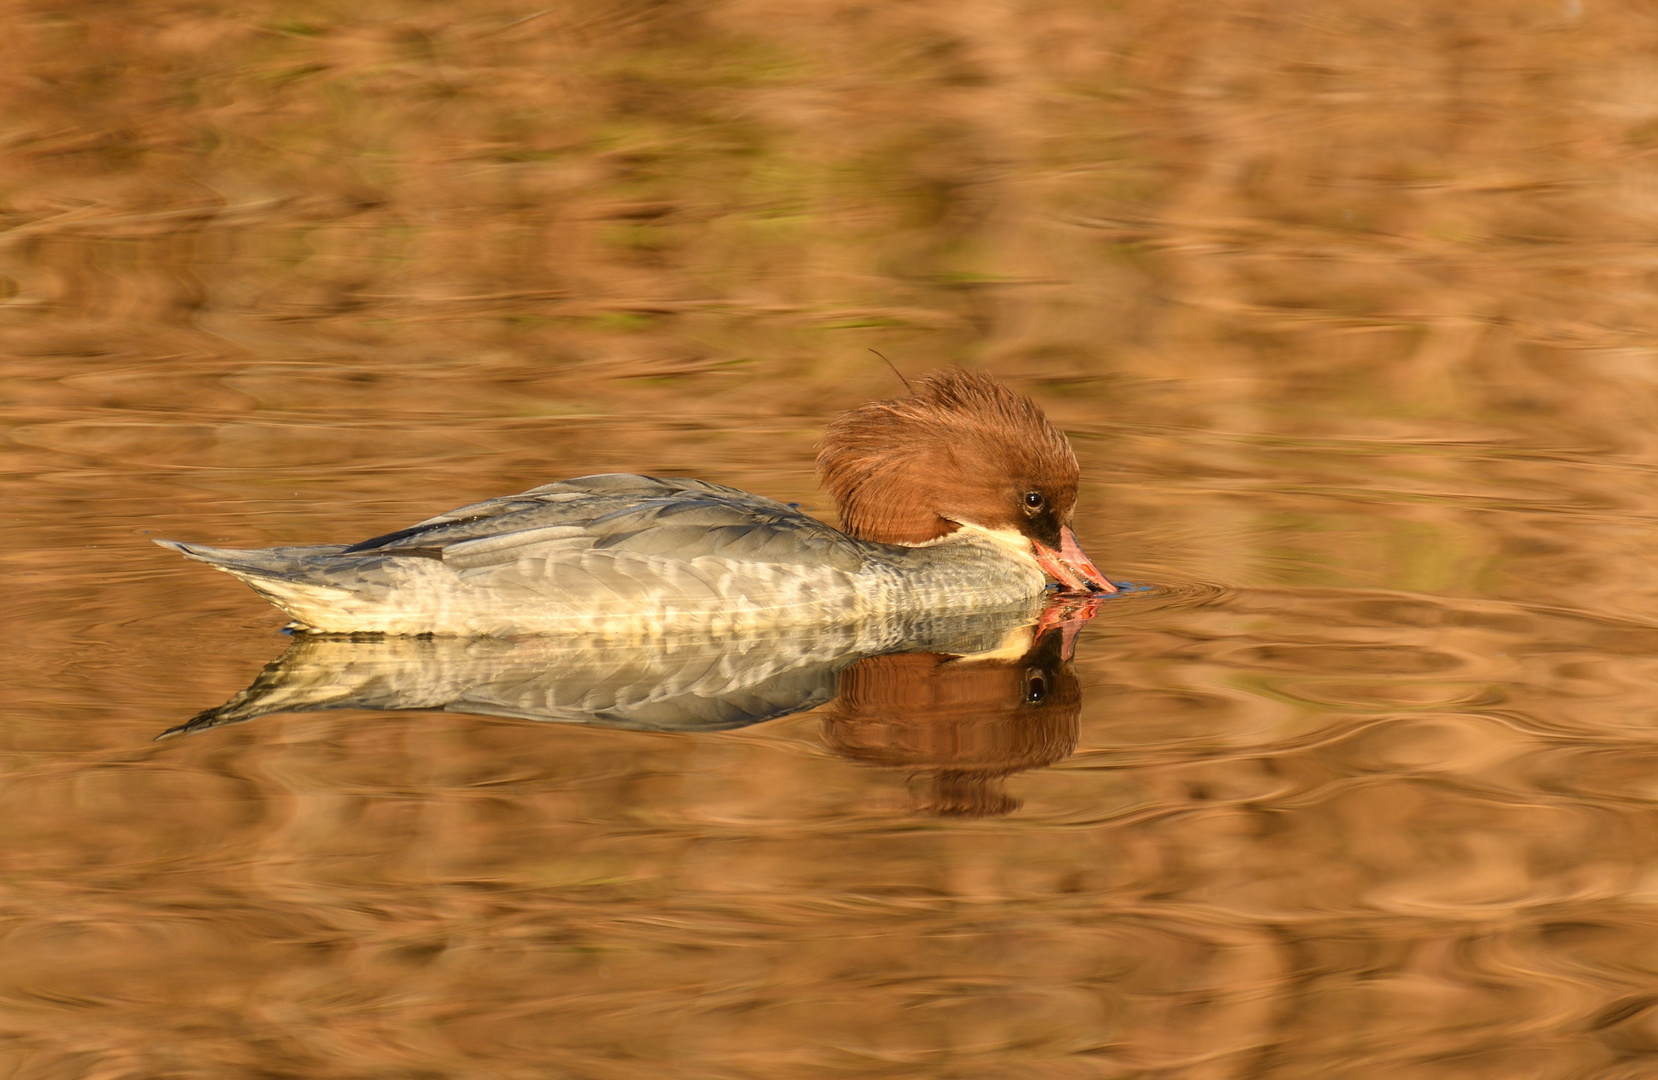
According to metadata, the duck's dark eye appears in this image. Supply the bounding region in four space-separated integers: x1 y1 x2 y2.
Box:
1023 491 1044 510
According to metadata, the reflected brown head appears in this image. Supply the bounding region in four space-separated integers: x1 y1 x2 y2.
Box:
820 630 1081 817
816 368 1080 550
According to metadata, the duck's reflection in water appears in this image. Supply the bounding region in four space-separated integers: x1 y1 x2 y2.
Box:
164 595 1101 816
822 631 1079 816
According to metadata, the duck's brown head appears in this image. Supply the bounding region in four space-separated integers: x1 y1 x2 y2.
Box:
816 368 1115 593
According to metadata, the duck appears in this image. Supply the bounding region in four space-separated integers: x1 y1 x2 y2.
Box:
156 368 1115 636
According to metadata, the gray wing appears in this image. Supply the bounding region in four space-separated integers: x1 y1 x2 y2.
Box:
155 474 881 634
341 473 867 573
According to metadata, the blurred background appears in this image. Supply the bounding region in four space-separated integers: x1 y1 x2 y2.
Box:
10 1 1658 1077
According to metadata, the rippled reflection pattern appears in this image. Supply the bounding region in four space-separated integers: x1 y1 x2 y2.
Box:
163 601 1089 819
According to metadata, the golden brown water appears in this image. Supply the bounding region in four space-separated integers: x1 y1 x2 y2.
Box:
10 1 1658 1076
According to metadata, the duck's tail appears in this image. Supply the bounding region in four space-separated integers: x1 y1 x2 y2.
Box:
153 538 364 628
154 538 352 579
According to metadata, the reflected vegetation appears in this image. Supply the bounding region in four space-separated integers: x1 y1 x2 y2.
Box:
164 597 1095 817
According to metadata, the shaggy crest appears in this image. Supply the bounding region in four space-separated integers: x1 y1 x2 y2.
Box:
815 368 1080 547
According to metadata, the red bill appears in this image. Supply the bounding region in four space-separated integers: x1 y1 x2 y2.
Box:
1034 526 1117 594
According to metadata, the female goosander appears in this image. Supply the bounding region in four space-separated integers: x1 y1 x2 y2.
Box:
157 368 1114 636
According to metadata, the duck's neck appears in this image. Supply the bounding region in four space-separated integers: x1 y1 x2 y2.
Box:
861 527 1049 610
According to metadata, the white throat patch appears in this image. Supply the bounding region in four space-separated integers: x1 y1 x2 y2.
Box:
944 521 1041 562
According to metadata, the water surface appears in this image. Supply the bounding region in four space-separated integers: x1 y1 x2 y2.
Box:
9 2 1658 1077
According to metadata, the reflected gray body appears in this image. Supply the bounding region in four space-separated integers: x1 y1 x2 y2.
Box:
163 602 1044 737
157 475 1049 636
